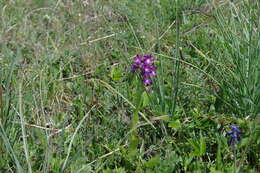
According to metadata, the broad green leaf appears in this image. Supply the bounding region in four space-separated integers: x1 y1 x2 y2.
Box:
199 135 206 156
116 168 126 173
184 156 193 171
128 135 139 158
145 155 160 168
128 111 139 158
210 167 223 173
216 139 223 170
110 66 122 81
168 120 181 130
103 170 113 173
141 91 149 108
188 139 200 157
239 137 249 148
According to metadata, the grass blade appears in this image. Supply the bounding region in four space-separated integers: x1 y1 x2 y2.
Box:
18 83 32 173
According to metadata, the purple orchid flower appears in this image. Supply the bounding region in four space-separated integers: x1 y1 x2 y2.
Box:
131 54 157 86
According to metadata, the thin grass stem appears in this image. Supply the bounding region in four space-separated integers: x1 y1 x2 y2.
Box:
18 83 32 173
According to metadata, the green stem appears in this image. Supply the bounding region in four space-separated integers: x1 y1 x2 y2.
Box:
171 0 181 119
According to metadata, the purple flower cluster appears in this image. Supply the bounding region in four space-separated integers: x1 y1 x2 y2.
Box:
227 125 241 147
131 54 157 85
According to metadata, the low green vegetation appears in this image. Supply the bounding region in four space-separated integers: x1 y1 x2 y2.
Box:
0 0 259 172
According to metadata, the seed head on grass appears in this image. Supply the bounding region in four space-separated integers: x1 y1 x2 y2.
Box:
131 54 157 86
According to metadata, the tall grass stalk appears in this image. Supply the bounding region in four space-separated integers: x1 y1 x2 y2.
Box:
213 1 260 171
43 135 51 173
213 1 260 117
171 0 182 118
0 122 23 172
0 51 23 172
18 83 32 173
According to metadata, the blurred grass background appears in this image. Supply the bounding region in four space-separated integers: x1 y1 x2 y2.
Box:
0 0 259 172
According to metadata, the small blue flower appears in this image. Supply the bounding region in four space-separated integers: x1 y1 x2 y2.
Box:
227 125 241 147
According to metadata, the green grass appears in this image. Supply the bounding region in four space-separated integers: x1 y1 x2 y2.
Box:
0 0 259 172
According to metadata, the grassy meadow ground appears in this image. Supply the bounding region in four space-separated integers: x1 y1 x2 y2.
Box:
0 0 259 172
